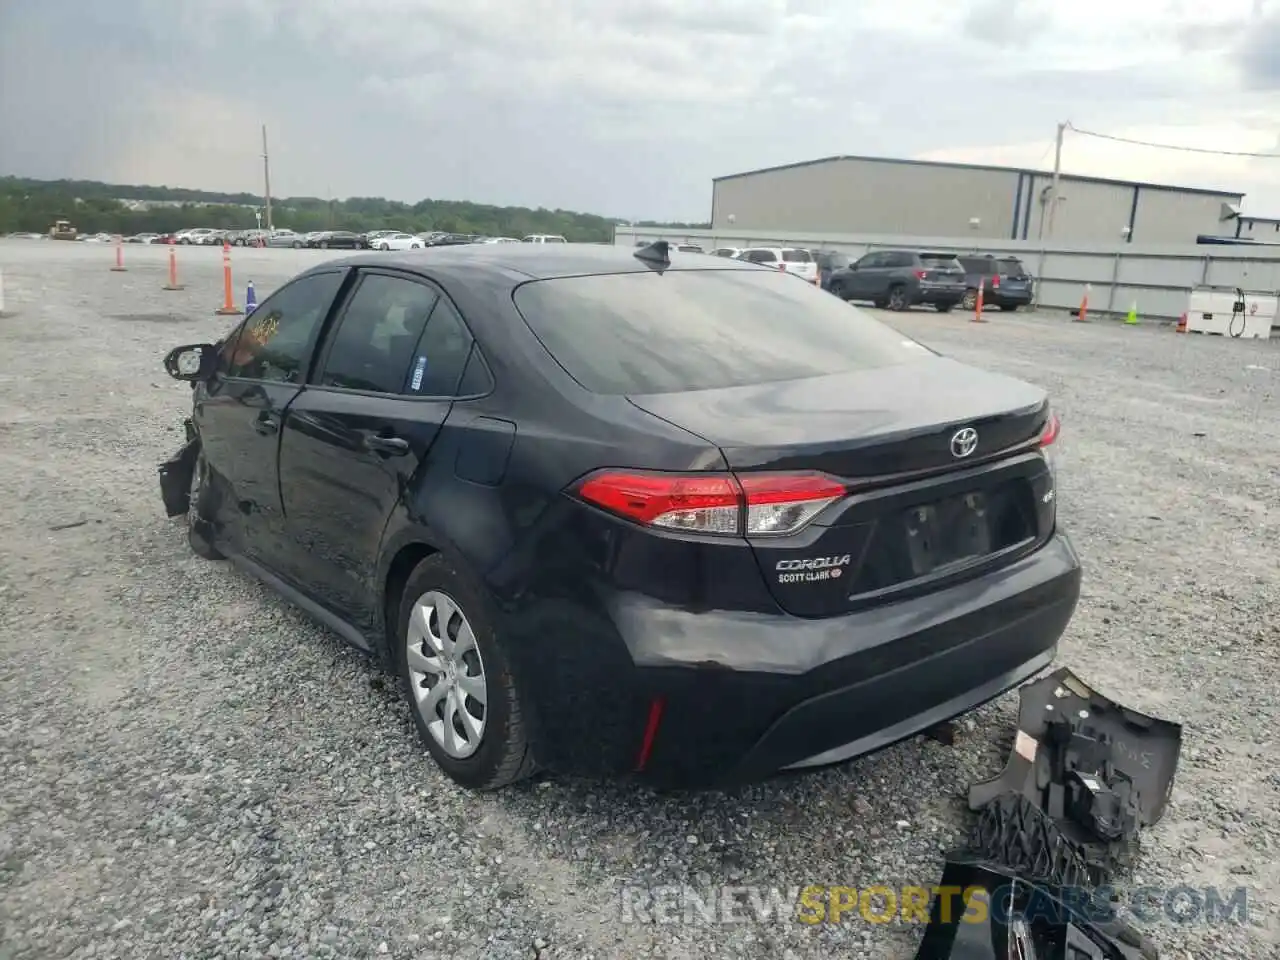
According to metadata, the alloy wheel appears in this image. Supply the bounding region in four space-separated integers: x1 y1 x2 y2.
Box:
405 591 488 759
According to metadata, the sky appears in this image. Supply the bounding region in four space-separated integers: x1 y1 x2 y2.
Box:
2 0 1280 222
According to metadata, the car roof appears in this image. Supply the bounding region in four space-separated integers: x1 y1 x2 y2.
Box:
317 242 765 283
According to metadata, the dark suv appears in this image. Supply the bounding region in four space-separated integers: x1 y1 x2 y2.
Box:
827 250 967 312
958 256 1034 311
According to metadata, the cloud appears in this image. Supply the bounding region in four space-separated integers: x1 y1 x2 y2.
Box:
1 0 1279 219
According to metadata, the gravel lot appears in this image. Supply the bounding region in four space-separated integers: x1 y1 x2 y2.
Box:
1 238 1278 959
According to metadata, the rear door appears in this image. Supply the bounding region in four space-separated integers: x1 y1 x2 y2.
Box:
195 269 349 562
276 270 477 629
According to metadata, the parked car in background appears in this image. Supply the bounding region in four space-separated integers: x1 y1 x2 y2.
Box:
737 247 820 283
814 250 853 290
375 232 425 251
124 233 160 244
78 232 113 243
306 231 368 250
957 255 1034 312
478 237 521 244
234 229 271 247
828 250 967 312
522 234 567 244
264 229 302 248
427 234 480 246
181 228 222 246
157 242 1076 793
710 247 741 258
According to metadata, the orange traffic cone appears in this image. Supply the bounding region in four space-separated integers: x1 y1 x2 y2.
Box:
1074 284 1090 322
971 279 988 323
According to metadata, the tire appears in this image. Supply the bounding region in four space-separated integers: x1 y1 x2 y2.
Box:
378 243 389 251
395 554 537 791
887 284 908 311
935 302 954 313
292 241 301 248
828 280 845 300
961 289 978 310
187 448 223 561
320 241 329 249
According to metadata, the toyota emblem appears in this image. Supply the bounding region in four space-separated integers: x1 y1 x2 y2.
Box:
950 427 979 458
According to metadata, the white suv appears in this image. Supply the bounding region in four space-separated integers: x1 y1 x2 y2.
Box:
522 234 567 244
737 247 819 283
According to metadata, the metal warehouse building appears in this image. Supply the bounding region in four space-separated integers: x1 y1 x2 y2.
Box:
710 156 1244 245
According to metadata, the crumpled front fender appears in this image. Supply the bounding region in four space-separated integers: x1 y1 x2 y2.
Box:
158 420 198 518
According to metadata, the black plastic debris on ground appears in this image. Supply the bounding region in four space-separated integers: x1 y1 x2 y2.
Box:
912 668 1183 959
968 667 1183 883
912 855 1157 960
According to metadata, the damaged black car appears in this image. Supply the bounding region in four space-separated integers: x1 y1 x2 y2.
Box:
157 242 1082 792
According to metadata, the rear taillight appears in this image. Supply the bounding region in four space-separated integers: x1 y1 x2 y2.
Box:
575 470 846 537
991 274 1000 288
778 262 787 271
1039 412 1060 447
914 269 927 279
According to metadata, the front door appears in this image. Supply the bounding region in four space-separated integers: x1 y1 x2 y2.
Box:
196 269 349 565
278 271 477 629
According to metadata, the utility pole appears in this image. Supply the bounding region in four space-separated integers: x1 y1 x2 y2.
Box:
1033 121 1067 310
261 125 273 233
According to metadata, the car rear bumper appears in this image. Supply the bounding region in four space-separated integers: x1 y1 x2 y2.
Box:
991 288 1033 306
509 529 1082 787
914 283 966 305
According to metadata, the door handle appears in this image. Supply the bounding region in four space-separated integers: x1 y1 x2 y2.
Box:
254 412 279 435
366 434 409 455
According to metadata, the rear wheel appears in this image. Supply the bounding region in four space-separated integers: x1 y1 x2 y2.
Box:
887 284 908 311
320 240 329 249
292 241 301 248
961 289 978 310
395 555 537 791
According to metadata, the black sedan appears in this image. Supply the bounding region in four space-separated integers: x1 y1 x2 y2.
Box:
305 230 368 250
157 241 1081 791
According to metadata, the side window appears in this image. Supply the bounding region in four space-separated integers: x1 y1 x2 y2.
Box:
408 298 474 397
215 320 248 374
317 274 440 394
227 272 345 383
856 253 884 268
887 252 914 268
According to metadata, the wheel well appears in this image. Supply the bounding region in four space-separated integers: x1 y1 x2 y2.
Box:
382 542 438 655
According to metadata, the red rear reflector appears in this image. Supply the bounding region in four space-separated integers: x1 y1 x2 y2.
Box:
914 269 927 279
1039 412 1060 447
634 696 666 771
575 470 847 537
992 274 1000 288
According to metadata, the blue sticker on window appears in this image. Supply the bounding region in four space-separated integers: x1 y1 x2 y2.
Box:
410 355 427 392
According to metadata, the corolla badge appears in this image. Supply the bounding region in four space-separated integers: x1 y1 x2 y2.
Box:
950 427 979 458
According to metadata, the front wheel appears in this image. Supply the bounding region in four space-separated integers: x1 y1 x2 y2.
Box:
187 449 222 561
292 241 301 248
378 242 390 251
320 241 329 249
887 285 909 311
396 555 537 791
828 281 845 300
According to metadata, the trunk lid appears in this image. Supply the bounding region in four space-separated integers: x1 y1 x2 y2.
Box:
627 357 1056 616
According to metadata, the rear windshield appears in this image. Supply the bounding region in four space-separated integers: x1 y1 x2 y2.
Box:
998 258 1027 276
920 253 962 268
782 249 813 263
512 269 928 395
743 249 777 263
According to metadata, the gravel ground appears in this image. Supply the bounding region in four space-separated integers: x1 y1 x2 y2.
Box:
1 238 1278 959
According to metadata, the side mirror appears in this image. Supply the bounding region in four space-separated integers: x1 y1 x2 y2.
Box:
163 343 218 381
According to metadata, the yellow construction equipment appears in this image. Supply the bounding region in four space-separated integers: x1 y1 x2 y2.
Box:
49 220 78 241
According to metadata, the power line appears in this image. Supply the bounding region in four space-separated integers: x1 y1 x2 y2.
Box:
1066 122 1280 159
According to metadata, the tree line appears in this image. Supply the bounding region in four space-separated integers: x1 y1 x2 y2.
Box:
0 176 708 242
